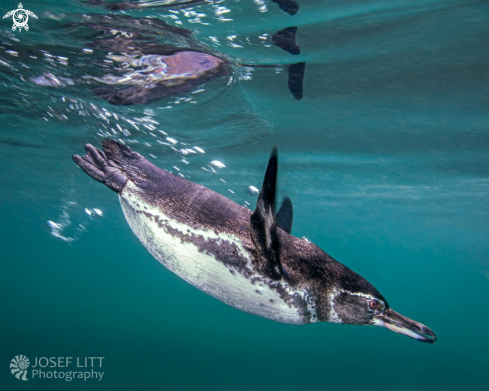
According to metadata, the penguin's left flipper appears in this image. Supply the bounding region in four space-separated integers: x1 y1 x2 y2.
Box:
276 196 293 234
73 143 128 193
250 147 284 280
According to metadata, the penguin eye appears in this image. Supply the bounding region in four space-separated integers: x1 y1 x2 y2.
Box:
369 300 379 310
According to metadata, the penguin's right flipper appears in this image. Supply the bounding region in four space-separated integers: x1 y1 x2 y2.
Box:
271 0 300 15
276 196 293 234
250 147 283 280
73 143 128 193
288 62 306 100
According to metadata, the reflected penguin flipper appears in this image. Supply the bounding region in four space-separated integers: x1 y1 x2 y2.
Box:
271 0 300 15
272 27 300 55
288 62 306 100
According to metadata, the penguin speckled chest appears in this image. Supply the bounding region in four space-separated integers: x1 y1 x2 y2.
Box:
73 140 436 343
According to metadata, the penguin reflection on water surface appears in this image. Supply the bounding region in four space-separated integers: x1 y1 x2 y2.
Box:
82 13 306 104
73 140 436 343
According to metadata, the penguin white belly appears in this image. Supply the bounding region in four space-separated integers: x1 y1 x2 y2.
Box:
119 181 305 324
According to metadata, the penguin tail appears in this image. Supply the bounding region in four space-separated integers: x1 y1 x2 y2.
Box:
73 141 129 193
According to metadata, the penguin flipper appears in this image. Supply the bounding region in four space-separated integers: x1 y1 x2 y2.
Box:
250 147 283 280
73 143 128 193
276 196 293 234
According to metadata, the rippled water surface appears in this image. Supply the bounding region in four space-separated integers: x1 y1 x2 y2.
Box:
1 0 488 390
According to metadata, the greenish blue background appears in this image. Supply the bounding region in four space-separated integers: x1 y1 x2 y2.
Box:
1 0 488 389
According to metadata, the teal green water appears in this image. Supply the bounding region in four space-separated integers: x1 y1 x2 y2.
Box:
1 0 489 389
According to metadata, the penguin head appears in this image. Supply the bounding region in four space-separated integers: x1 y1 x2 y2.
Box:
328 280 388 326
328 273 436 343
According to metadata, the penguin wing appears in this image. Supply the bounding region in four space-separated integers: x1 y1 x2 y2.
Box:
3 11 13 18
276 196 293 234
250 147 283 280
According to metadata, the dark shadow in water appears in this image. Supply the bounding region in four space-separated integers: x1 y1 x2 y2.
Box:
0 139 45 149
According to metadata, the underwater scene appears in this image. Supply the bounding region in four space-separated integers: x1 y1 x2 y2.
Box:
1 0 488 389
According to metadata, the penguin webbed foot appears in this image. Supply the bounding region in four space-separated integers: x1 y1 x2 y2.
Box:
73 143 128 193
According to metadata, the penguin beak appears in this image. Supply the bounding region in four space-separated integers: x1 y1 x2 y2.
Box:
374 309 437 344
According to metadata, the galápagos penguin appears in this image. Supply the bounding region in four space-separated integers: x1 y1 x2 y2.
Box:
73 140 436 343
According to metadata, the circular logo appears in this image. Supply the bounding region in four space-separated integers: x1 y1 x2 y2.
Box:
13 9 29 30
2 3 38 32
10 355 30 381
